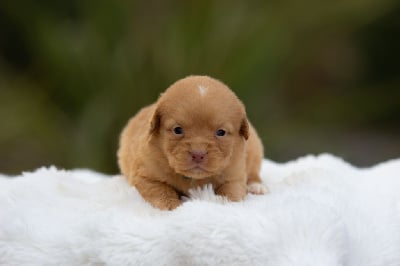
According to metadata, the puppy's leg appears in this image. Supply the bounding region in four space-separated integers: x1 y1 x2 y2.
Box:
247 173 268 195
246 158 268 195
134 177 181 210
246 132 268 195
246 147 268 195
215 180 247 202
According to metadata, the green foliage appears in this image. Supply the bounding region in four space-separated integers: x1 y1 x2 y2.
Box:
0 0 399 174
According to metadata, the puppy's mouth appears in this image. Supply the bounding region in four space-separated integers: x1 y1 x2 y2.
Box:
178 165 213 179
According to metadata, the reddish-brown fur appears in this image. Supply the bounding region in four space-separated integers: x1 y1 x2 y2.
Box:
118 76 267 210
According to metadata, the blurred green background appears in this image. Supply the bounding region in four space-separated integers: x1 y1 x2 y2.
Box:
0 0 399 175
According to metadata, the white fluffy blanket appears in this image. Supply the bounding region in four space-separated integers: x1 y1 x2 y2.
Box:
1 154 400 266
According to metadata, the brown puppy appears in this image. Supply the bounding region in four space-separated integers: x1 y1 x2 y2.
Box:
118 76 268 210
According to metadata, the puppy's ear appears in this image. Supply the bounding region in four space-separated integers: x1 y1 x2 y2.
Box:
239 118 249 140
149 108 161 135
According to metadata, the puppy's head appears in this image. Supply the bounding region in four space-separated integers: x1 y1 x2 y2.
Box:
149 76 249 179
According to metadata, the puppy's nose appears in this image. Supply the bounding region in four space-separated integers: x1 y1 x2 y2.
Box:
190 151 207 164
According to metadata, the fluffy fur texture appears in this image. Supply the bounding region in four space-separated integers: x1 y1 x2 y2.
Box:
1 154 400 265
118 76 267 210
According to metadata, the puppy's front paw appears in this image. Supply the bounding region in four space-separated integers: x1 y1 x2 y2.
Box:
135 177 182 211
247 182 268 195
151 198 181 211
215 183 246 202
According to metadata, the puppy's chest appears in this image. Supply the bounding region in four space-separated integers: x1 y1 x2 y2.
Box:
170 174 224 194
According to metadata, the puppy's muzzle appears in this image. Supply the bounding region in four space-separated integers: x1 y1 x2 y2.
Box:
190 150 207 164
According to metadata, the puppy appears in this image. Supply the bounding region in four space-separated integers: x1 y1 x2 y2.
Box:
118 76 268 210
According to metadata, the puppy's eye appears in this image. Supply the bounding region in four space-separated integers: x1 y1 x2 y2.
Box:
216 129 226 137
173 126 184 135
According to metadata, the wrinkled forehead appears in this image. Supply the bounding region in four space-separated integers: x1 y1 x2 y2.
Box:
161 99 243 128
157 81 245 128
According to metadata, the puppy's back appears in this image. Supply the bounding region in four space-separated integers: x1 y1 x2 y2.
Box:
246 123 264 184
118 104 155 178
